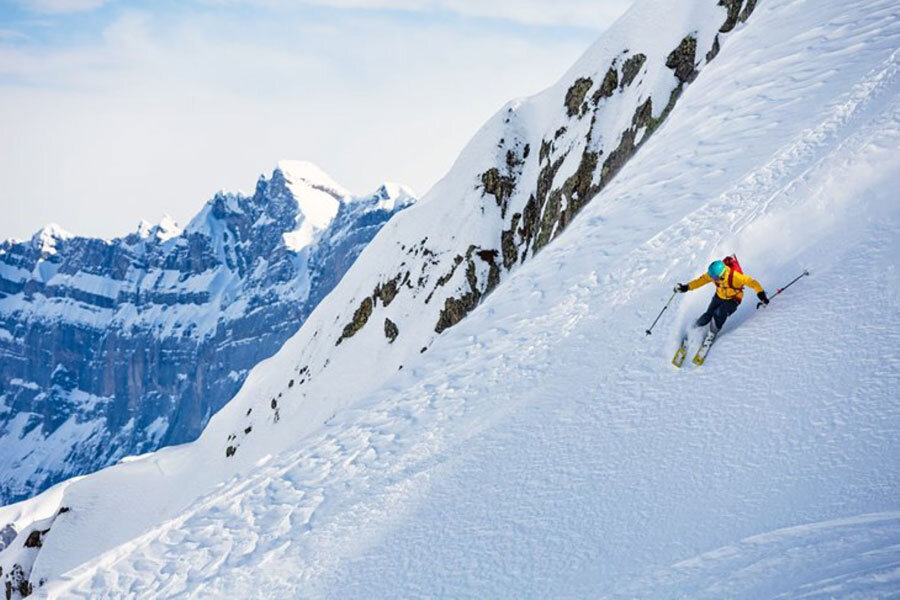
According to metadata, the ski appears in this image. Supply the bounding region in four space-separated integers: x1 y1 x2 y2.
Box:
691 330 718 366
672 336 688 368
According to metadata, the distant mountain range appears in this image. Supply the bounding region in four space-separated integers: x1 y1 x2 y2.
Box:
0 161 415 504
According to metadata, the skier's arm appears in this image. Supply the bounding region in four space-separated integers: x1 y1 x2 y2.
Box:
687 273 712 290
736 272 764 294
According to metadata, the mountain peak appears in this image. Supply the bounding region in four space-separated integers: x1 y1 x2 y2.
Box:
276 160 350 200
368 182 417 211
31 223 73 255
275 161 349 252
136 215 182 242
156 214 181 241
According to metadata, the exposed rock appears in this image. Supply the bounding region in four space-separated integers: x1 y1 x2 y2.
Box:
426 255 464 304
564 77 593 117
335 296 374 346
6 564 32 599
477 250 501 293
553 150 601 240
434 246 500 333
384 318 399 343
620 53 647 88
719 0 744 32
740 0 757 22
481 142 526 219
520 195 540 256
592 66 619 103
480 167 515 216
225 445 236 458
501 213 521 269
523 155 566 255
373 274 401 307
666 35 699 84
23 529 45 549
536 192 562 251
601 126 639 187
706 34 721 62
435 294 479 334
632 97 654 129
539 139 552 164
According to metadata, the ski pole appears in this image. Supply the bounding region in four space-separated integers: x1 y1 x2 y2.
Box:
757 270 809 309
646 290 677 335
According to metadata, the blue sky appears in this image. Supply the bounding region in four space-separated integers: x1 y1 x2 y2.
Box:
0 0 634 240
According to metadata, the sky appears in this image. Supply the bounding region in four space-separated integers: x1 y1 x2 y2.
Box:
0 0 635 241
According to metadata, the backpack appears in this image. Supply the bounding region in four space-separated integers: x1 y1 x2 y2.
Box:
723 254 743 291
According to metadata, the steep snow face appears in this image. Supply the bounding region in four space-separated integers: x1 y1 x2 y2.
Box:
277 160 347 251
0 164 415 506
2 0 900 596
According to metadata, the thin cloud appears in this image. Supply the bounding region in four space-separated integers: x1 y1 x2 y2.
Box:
0 4 631 240
198 0 634 29
17 0 114 14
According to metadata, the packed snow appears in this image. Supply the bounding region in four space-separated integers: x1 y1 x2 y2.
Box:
1 0 898 597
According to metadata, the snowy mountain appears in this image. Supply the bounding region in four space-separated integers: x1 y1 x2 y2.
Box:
0 162 415 505
2 0 899 597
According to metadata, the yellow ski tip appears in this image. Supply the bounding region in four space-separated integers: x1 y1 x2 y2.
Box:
672 343 687 368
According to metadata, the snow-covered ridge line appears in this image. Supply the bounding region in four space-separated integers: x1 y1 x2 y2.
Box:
0 162 415 507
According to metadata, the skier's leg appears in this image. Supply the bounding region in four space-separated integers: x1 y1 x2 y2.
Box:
710 299 739 333
695 295 722 328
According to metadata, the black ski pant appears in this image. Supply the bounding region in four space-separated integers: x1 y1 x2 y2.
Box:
696 294 739 332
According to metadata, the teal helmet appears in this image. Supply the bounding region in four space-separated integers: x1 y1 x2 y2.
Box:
707 260 726 279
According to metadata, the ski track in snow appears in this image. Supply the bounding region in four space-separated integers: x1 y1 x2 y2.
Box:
615 512 900 598
34 0 900 597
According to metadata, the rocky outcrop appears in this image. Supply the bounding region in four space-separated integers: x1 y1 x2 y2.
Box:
384 318 399 343
592 67 619 103
420 2 755 334
336 297 374 345
564 77 594 117
620 53 647 88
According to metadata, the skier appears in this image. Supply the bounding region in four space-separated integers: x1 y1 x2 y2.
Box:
675 259 769 334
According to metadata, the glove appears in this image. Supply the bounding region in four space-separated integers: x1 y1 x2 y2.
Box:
757 291 769 305
675 283 689 293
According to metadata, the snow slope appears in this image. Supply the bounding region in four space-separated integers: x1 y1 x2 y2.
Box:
2 0 900 596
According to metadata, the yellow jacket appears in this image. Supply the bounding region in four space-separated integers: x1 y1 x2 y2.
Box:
688 266 763 301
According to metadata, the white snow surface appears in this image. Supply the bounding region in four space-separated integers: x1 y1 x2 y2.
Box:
2 0 900 597
276 160 348 251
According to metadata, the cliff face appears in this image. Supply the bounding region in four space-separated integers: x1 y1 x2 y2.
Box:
0 162 415 505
